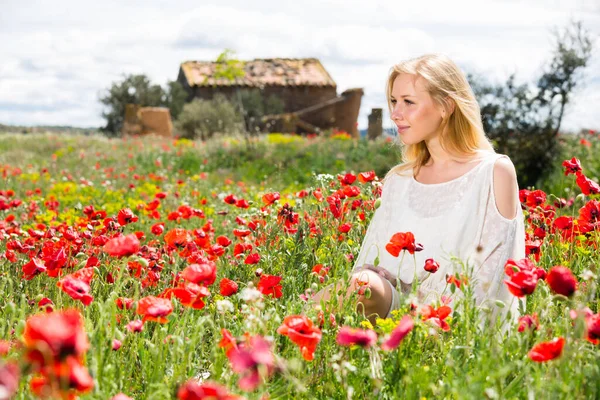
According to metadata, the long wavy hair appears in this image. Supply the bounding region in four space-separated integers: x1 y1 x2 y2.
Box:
383 53 495 183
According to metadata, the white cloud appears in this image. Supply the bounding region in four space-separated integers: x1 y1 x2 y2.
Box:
0 0 598 132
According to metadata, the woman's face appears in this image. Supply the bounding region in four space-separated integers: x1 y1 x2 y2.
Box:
390 73 445 145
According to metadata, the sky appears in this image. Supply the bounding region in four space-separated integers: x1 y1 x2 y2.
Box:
1 0 599 132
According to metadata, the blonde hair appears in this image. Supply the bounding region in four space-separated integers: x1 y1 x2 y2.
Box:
383 53 495 183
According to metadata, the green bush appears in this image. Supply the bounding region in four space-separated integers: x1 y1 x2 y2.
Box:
175 94 245 140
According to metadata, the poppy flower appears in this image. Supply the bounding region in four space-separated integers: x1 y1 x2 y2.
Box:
216 235 232 247
262 192 280 206
562 157 582 176
136 296 174 323
358 170 376 183
117 208 138 226
546 266 577 297
22 257 47 280
424 258 440 273
166 228 193 249
235 199 250 209
338 173 357 185
103 234 140 257
420 305 452 332
224 194 238 205
386 232 420 256
0 361 19 399
575 172 600 195
126 319 144 333
244 253 261 265
23 309 89 366
277 315 322 361
585 313 600 345
162 283 210 310
57 269 94 306
504 270 539 297
220 278 239 296
525 190 547 208
112 339 122 351
528 337 565 362
181 262 217 286
338 223 352 233
219 328 238 357
518 313 540 332
151 222 165 235
233 228 252 238
381 315 414 351
227 335 275 392
553 216 573 230
336 326 377 348
257 274 283 298
177 380 243 400
579 200 600 225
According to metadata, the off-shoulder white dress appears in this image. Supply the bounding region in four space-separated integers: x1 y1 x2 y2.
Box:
352 151 526 329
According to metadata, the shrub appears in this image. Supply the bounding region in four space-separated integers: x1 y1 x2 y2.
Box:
175 94 245 140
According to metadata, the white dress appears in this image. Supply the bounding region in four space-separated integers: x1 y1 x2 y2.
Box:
352 151 526 329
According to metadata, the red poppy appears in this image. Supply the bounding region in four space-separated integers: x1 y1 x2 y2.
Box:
546 266 577 297
244 253 261 265
220 278 239 296
381 315 414 351
181 262 217 286
562 157 582 176
162 283 210 310
277 315 322 361
579 200 600 225
335 326 377 348
117 208 138 226
233 228 252 238
219 328 238 357
115 297 135 310
518 313 540 332
553 216 573 230
0 361 19 399
358 170 376 183
386 232 420 256
338 173 356 185
262 192 281 206
420 305 452 332
257 274 283 298
504 269 539 297
424 258 440 273
216 235 232 247
57 269 94 306
528 337 565 362
526 190 547 208
177 380 243 400
227 335 275 392
575 172 600 195
151 222 165 235
103 234 140 257
585 313 600 345
235 199 250 209
126 319 144 333
23 309 89 366
22 257 47 280
224 194 237 205
136 296 174 323
313 189 323 202
164 228 192 249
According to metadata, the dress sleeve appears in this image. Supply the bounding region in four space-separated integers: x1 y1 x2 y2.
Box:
471 164 526 332
351 178 391 272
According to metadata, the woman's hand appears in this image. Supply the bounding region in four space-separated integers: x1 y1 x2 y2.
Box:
359 264 397 288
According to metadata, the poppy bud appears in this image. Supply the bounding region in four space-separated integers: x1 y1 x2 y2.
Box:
374 198 382 209
494 300 505 308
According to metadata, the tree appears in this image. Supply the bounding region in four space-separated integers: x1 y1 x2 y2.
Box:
99 74 187 136
175 94 244 140
469 19 594 187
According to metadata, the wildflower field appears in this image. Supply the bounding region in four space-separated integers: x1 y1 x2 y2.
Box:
0 131 599 399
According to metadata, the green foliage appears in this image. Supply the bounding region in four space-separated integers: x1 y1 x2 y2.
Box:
233 89 286 134
174 94 245 140
210 48 246 82
99 74 187 136
469 20 594 188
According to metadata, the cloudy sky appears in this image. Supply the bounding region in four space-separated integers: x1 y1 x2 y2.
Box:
1 0 599 132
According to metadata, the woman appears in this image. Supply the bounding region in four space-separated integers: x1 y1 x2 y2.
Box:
313 53 526 329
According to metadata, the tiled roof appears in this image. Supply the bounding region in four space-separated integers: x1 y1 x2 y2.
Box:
179 58 336 88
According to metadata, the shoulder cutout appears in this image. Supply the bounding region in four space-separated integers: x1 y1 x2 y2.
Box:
492 157 519 220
